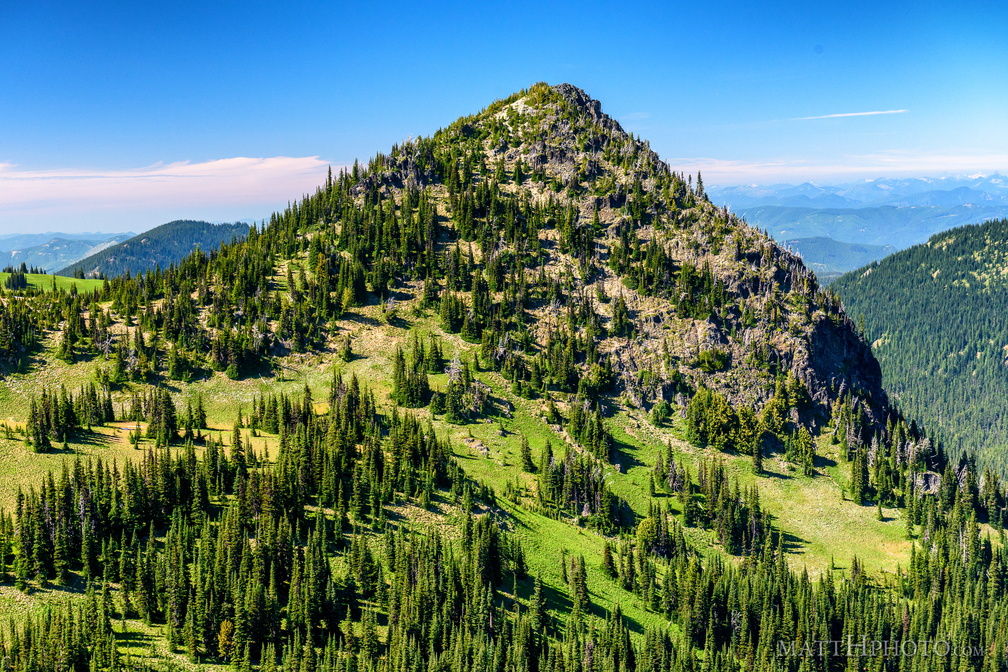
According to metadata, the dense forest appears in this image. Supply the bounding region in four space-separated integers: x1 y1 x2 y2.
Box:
0 82 1004 669
58 220 250 279
834 218 1008 475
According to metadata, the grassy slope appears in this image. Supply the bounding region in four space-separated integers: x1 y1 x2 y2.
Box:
0 273 105 293
0 300 927 666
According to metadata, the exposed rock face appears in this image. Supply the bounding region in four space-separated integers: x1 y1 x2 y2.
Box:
552 83 624 133
800 316 886 418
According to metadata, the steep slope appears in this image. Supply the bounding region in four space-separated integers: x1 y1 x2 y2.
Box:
57 219 249 277
833 217 1008 473
347 82 885 420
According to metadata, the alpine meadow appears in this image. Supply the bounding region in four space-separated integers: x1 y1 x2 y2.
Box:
0 83 1005 672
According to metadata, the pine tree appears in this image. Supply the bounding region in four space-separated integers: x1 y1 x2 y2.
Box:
520 434 534 472
53 523 70 586
602 542 616 578
850 450 867 505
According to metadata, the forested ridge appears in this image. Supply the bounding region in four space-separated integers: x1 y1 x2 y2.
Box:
0 83 1004 670
834 218 1008 475
58 220 249 279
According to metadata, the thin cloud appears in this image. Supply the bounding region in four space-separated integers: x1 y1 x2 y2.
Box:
794 109 908 120
0 156 336 233
0 157 333 206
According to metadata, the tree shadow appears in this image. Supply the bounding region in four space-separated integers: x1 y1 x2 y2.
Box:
341 311 381 327
32 441 77 455
113 627 158 647
66 350 99 365
69 430 116 449
756 467 790 480
385 315 412 330
541 580 570 616
0 350 45 377
814 453 837 470
610 437 644 472
778 528 809 555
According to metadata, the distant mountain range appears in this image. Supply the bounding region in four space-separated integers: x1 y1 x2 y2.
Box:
0 232 135 272
58 220 249 278
706 174 1008 279
0 231 132 252
708 173 1008 211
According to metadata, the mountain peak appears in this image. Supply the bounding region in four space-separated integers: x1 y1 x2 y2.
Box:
551 83 606 119
467 82 629 145
347 83 885 422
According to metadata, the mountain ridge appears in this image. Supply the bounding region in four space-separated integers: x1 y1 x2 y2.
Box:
58 219 250 277
783 236 895 284
1 233 133 272
708 176 1008 278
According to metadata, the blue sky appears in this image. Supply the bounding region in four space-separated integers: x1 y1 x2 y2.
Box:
1 0 1006 233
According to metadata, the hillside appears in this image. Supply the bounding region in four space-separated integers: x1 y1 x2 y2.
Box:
58 219 249 277
833 217 1008 474
0 83 1000 670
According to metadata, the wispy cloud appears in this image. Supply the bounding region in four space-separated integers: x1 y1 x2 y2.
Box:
0 156 335 233
794 109 908 120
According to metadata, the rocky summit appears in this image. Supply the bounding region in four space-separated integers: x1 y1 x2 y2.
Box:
355 82 885 423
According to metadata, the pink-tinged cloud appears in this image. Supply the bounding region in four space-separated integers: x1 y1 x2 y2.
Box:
0 156 336 233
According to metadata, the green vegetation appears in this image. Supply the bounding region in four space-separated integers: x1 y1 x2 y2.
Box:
0 83 1002 670
834 218 1008 475
0 270 105 293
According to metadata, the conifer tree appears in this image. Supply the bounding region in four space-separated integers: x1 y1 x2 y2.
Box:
520 434 534 472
